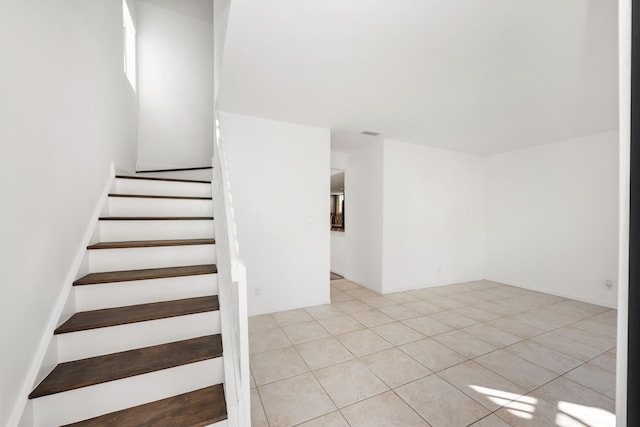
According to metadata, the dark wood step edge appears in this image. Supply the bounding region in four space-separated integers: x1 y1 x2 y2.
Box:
108 193 212 200
99 216 213 221
88 238 215 249
55 295 220 334
62 384 227 427
29 335 223 399
74 264 217 286
115 175 210 184
136 166 213 173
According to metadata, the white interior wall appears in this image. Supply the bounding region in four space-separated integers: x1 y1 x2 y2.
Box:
338 142 385 293
217 112 330 315
137 0 213 170
485 131 619 307
381 139 486 293
0 1 138 424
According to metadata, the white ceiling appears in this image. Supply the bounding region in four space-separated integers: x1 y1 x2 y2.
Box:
217 0 618 155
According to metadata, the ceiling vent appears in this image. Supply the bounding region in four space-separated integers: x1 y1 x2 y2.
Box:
360 130 381 136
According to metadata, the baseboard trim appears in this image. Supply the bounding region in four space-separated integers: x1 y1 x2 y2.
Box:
8 164 116 427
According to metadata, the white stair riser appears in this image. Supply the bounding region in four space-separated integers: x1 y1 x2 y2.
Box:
32 358 224 427
57 311 221 362
134 170 213 181
108 197 213 217
89 244 216 272
99 219 214 241
75 274 218 311
113 179 211 198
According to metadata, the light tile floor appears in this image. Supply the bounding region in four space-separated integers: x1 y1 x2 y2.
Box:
249 279 617 427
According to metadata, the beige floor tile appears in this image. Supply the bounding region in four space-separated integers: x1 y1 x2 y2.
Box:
334 300 371 314
588 351 616 373
430 297 467 310
249 328 292 355
452 306 501 322
372 322 425 346
572 318 617 337
351 309 395 327
510 310 573 331
487 317 545 339
545 300 610 319
340 391 430 427
332 280 363 291
250 370 256 388
475 350 557 391
318 315 365 335
462 323 522 348
385 292 419 304
314 359 388 407
407 288 441 300
250 346 309 386
530 331 602 362
359 348 432 388
399 338 467 372
272 309 314 327
449 292 487 306
469 414 512 427
297 411 350 427
344 288 379 299
430 310 478 328
305 304 346 320
439 360 526 411
465 290 502 302
553 325 616 352
530 376 615 419
379 304 421 320
432 330 497 358
495 394 562 427
591 309 618 325
402 316 454 336
331 289 355 302
295 336 354 370
475 301 522 316
505 340 582 375
361 295 398 308
259 373 336 427
249 314 279 333
336 329 394 357
396 375 490 427
251 387 269 427
281 320 330 345
565 364 616 399
403 300 444 315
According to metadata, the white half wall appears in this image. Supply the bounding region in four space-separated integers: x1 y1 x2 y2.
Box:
0 1 138 424
217 112 330 315
381 139 486 292
485 131 619 307
137 0 214 170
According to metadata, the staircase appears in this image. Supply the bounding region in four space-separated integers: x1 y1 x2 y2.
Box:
26 173 228 426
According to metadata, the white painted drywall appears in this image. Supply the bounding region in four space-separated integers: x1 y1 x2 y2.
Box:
338 142 385 293
381 139 486 292
217 112 330 315
485 131 619 307
137 0 214 170
0 0 138 424
213 0 231 106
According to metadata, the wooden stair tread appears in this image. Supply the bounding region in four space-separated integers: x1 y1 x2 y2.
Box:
74 264 217 286
99 216 213 221
63 384 226 427
115 175 209 184
55 296 219 334
88 238 215 249
108 193 212 200
29 335 222 398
